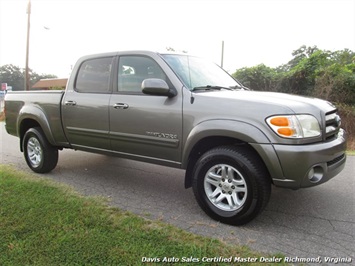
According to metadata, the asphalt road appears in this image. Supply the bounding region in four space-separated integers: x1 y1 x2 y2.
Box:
1 122 354 262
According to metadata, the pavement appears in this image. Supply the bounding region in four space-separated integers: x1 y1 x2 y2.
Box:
1 122 354 262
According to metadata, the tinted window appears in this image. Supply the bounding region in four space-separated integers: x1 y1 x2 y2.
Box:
118 56 167 93
76 57 112 93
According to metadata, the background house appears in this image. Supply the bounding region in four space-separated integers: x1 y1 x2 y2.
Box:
31 78 67 90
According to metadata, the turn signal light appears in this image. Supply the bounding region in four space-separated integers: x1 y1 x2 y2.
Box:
277 127 294 136
270 117 289 127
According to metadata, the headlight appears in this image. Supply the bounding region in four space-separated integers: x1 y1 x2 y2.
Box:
266 115 321 138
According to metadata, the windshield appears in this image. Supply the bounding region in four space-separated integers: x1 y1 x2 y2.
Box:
161 54 240 90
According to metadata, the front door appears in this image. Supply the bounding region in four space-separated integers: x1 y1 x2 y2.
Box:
109 55 182 164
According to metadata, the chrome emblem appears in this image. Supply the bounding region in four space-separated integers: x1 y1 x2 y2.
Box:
146 131 178 140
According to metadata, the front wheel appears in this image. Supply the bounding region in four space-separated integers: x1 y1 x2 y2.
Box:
23 127 58 173
192 146 271 225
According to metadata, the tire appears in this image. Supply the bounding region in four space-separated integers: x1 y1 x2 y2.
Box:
23 127 58 173
192 145 271 225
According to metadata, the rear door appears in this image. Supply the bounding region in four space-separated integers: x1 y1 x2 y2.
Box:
109 54 182 164
62 56 114 151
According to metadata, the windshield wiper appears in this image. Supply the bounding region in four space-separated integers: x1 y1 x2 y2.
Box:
191 85 233 92
231 84 250 91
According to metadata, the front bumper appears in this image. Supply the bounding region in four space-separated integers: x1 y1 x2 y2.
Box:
271 129 347 189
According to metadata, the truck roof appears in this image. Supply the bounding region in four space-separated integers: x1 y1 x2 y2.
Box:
76 50 189 61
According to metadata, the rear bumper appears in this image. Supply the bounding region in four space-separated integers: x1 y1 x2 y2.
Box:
271 129 347 189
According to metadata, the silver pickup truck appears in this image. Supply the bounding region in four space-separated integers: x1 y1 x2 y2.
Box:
4 51 347 225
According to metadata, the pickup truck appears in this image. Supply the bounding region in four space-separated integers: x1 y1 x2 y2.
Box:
4 50 347 225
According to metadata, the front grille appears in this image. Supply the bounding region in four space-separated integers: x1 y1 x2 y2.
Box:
325 110 341 141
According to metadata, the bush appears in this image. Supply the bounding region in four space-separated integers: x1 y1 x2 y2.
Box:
232 64 281 91
313 63 355 105
337 104 355 150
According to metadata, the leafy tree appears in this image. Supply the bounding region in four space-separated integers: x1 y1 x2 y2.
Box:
232 46 355 105
313 62 355 104
286 45 319 70
0 64 57 91
232 64 280 91
166 47 188 53
282 49 329 95
329 48 355 65
0 65 25 91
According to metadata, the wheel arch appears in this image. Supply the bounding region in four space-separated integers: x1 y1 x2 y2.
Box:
182 120 272 188
18 111 55 152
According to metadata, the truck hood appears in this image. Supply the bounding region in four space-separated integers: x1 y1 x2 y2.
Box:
196 90 336 114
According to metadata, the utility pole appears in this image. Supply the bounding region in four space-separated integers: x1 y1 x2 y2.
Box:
221 40 224 68
25 0 31 91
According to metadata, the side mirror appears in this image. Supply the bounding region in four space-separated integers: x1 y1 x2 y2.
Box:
142 78 177 98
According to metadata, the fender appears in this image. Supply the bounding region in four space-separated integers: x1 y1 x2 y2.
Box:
181 119 272 168
18 104 57 149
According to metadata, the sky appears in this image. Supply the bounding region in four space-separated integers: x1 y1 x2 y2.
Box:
0 0 354 78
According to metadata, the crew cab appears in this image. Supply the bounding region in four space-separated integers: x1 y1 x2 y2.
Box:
4 51 347 225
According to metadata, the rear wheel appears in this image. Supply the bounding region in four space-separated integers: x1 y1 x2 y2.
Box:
23 127 58 173
192 146 271 225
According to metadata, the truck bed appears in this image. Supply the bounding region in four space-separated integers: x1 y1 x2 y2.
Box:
5 90 69 147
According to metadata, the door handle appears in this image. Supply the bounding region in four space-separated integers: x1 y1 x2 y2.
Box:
113 103 129 109
65 100 77 106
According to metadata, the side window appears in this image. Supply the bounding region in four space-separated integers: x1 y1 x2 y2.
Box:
75 57 112 93
118 56 167 93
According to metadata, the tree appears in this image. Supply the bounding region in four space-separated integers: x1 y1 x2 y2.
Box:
286 45 320 70
166 47 188 53
282 49 330 95
0 64 57 91
313 61 355 104
329 48 355 65
0 65 25 91
231 46 355 104
232 64 280 91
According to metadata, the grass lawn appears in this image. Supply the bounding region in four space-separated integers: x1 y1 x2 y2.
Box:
0 165 287 266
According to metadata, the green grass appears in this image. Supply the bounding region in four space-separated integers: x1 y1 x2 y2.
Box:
0 165 288 266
